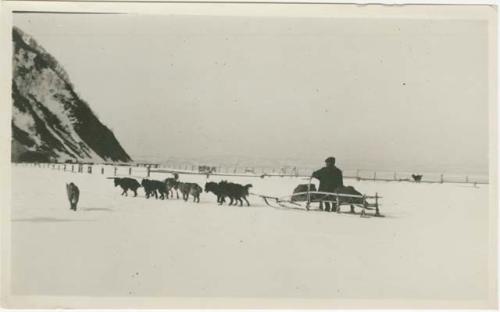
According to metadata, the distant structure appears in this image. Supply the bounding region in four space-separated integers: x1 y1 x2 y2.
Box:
244 168 256 174
198 165 216 174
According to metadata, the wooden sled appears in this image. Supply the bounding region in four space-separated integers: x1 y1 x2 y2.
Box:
253 191 383 217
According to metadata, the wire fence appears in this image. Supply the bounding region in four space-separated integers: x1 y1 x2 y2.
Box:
13 162 489 185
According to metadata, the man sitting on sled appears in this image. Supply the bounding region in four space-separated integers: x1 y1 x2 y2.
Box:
312 156 344 212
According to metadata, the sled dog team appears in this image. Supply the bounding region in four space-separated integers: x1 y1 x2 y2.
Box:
113 174 252 206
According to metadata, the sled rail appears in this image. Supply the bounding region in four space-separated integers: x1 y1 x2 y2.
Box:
289 191 382 199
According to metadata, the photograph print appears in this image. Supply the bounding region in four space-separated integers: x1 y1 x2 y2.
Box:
1 2 497 309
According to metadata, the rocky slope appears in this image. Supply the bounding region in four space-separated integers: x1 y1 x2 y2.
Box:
12 26 131 163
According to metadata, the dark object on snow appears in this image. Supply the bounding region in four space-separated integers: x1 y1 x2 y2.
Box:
411 174 423 182
332 185 368 214
312 157 344 211
312 157 344 192
205 181 226 204
333 185 364 205
141 179 154 198
178 182 202 203
291 184 317 201
164 173 180 199
218 181 252 206
314 185 364 213
141 179 166 199
114 177 140 197
66 182 80 211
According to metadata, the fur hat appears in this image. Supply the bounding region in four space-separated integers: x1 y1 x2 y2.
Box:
325 157 336 164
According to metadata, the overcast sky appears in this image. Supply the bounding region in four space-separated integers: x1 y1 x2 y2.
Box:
14 13 489 173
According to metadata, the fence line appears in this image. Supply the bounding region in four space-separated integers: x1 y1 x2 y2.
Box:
12 162 489 186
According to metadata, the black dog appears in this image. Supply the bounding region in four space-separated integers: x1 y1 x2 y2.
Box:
218 181 252 206
141 179 166 199
411 174 423 183
114 177 141 197
205 181 226 204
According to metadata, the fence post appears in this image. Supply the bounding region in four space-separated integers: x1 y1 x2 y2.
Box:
114 167 117 176
373 171 377 181
129 167 132 176
440 174 444 184
147 166 151 178
101 167 104 175
356 169 360 181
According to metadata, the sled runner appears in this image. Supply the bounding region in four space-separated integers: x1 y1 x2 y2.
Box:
253 190 383 217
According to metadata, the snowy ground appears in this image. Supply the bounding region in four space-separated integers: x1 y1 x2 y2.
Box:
9 165 492 303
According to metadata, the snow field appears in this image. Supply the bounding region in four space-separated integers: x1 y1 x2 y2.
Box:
10 165 491 302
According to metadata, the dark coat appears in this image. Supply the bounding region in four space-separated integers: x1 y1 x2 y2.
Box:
312 165 344 192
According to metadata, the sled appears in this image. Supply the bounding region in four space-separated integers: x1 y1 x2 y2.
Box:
252 190 383 217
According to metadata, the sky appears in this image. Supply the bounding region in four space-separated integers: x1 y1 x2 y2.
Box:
13 12 490 174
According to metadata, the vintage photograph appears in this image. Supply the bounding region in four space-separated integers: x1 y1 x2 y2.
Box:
1 1 497 308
